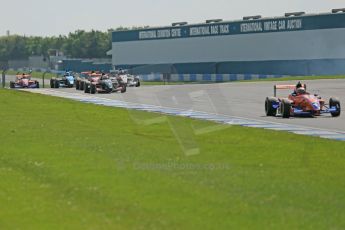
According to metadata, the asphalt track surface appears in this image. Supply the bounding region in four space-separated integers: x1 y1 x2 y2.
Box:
5 75 345 133
38 78 344 133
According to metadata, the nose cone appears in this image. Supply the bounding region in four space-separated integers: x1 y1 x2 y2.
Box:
22 79 29 86
311 102 321 111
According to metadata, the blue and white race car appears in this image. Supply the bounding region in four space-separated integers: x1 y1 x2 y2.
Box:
50 72 75 88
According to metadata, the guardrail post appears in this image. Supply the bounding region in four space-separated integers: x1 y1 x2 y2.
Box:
42 69 51 88
2 69 7 88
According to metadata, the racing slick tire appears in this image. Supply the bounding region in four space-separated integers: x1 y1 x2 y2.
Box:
136 81 141 87
50 79 55 88
90 84 96 94
281 99 292 118
76 80 80 90
36 82 40 88
54 79 60 88
10 81 15 89
80 81 85 91
121 84 127 93
265 97 278 116
330 97 341 117
84 83 90 93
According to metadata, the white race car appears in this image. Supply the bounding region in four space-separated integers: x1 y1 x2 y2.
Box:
111 70 140 87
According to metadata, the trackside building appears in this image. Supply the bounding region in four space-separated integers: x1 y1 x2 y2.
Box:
111 10 345 76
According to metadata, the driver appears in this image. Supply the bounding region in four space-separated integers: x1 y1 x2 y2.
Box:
100 73 108 80
296 87 307 95
292 81 303 96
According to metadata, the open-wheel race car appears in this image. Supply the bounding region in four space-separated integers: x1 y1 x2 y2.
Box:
84 73 126 94
76 71 102 91
10 74 39 89
50 72 75 88
127 75 140 87
265 82 341 118
110 69 141 87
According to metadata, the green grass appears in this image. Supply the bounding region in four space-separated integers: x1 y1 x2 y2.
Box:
1 89 345 229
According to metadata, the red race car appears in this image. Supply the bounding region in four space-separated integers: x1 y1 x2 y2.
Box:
76 71 102 91
10 74 39 89
265 82 341 118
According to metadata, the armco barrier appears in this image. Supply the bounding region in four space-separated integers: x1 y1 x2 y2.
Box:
139 74 286 82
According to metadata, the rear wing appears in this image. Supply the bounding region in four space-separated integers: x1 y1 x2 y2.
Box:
274 84 307 97
16 74 31 79
81 71 101 75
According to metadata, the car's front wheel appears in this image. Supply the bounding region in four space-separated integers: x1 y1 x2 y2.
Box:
281 99 292 118
121 84 127 93
265 97 278 116
330 97 341 117
76 80 80 90
91 84 96 94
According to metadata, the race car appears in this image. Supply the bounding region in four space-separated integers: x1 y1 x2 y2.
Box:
84 74 126 94
50 72 75 88
109 74 127 93
75 71 101 91
127 75 141 87
265 82 341 118
10 74 39 89
111 69 140 87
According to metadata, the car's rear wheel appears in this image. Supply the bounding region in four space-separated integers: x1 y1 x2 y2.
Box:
10 81 15 89
76 80 80 90
136 81 141 87
50 79 54 88
281 99 292 118
121 84 127 93
330 97 341 117
80 81 85 91
36 82 40 88
54 80 59 88
265 97 278 116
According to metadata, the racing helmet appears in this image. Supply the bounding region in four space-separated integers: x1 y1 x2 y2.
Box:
296 81 302 89
296 87 306 95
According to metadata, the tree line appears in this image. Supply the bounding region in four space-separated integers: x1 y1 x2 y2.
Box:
0 27 147 62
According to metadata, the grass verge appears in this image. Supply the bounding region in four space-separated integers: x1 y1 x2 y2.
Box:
0 89 345 229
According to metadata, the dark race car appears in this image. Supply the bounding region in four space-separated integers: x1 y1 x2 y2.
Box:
84 74 126 94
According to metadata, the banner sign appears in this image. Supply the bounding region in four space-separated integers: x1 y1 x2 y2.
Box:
113 13 345 42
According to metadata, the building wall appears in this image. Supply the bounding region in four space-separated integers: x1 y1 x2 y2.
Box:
112 12 345 75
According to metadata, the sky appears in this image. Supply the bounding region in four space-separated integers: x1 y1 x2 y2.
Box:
0 0 344 36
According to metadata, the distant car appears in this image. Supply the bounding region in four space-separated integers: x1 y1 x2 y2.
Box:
111 69 140 87
127 75 141 87
10 74 39 89
265 83 341 118
50 72 75 88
